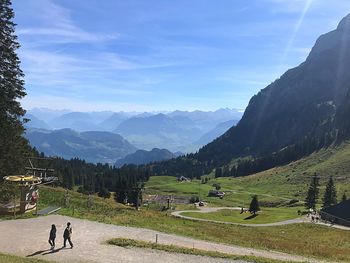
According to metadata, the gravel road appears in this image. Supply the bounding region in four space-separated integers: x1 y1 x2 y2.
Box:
171 207 308 227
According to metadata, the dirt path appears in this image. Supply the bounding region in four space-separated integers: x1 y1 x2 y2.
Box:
172 206 350 230
0 215 323 263
171 207 308 227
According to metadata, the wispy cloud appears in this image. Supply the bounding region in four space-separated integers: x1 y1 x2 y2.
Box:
17 0 117 44
14 0 350 112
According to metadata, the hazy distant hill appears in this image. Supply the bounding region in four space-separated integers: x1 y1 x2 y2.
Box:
114 110 242 151
168 108 242 133
49 112 114 131
98 112 132 131
24 113 51 130
26 108 243 153
193 119 238 147
25 128 137 164
115 148 179 167
27 108 70 123
115 113 201 151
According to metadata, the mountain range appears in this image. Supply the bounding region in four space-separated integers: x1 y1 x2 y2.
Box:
25 128 137 164
25 108 242 153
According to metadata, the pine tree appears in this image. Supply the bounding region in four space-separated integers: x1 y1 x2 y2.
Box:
249 195 260 215
0 0 29 178
305 174 319 210
342 193 347 202
323 176 337 208
215 167 222 178
98 187 111 199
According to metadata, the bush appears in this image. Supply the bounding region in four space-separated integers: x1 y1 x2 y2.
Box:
98 187 111 199
189 195 199 203
77 186 88 195
0 183 17 203
212 183 221 190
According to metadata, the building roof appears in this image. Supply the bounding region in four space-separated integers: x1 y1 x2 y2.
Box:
322 199 350 221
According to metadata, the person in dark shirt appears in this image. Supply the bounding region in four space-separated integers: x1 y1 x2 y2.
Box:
63 222 73 248
48 224 56 249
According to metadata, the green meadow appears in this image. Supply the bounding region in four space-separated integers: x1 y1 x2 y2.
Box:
181 207 302 224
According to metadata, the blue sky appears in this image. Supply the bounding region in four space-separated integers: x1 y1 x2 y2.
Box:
13 0 350 112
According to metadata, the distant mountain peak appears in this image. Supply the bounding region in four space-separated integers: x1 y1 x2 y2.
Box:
309 13 350 58
337 13 350 30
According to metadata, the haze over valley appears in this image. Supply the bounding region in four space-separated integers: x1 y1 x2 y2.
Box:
25 108 243 164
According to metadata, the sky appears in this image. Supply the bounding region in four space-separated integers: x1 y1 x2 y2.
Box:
12 0 350 112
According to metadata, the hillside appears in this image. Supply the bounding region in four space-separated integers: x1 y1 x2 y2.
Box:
195 14 350 166
146 141 350 209
25 128 137 164
115 148 179 167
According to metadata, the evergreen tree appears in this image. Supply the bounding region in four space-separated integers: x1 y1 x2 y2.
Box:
0 0 29 178
249 195 260 215
62 167 74 190
342 193 347 202
215 167 222 178
0 182 17 203
323 176 337 208
98 187 111 199
305 174 320 210
212 183 221 190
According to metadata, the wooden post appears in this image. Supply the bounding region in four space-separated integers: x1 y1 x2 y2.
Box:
36 194 39 216
136 189 139 211
13 195 16 219
19 186 26 214
155 234 158 245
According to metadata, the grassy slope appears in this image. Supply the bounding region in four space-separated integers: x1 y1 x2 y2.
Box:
107 238 293 263
14 186 347 262
146 142 350 207
0 253 48 263
225 141 350 203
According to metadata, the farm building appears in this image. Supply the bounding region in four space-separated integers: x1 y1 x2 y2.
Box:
177 176 190 182
320 199 350 227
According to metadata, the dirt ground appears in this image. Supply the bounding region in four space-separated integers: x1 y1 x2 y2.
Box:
0 215 319 263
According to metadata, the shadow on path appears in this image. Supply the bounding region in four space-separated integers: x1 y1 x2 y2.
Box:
244 214 258 220
42 247 66 255
27 247 66 257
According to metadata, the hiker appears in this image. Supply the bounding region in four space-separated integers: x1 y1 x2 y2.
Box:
63 222 74 248
48 224 56 249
